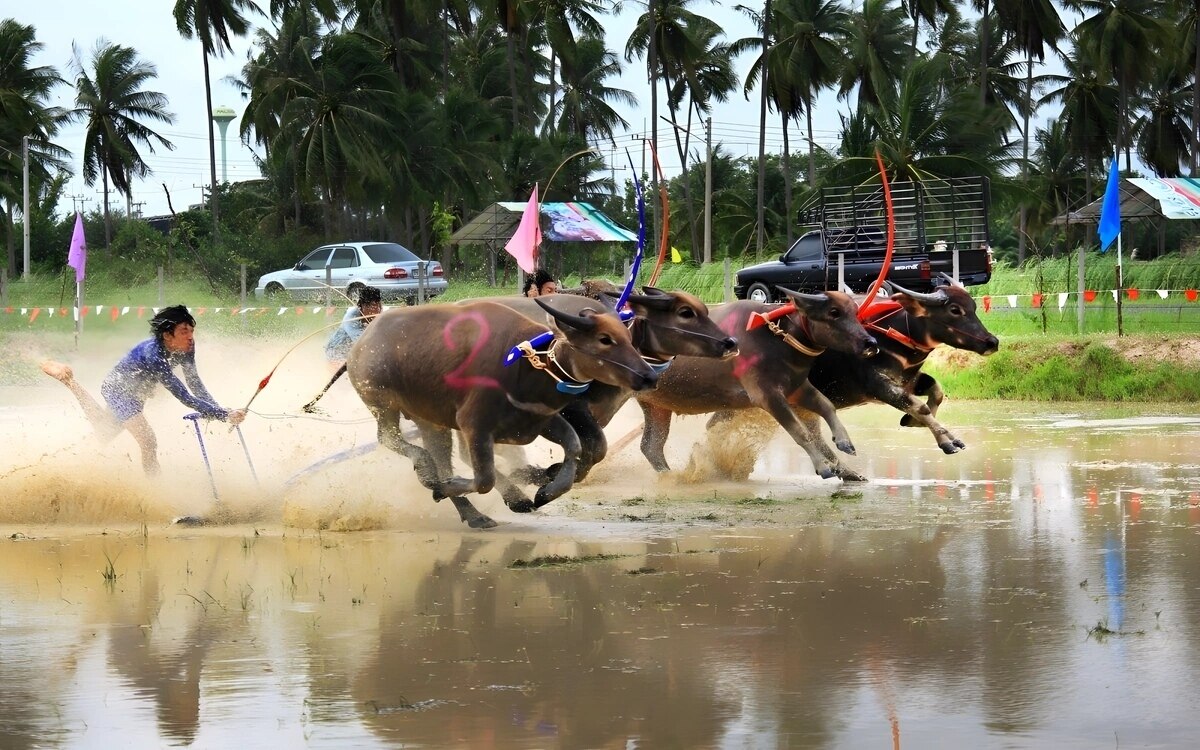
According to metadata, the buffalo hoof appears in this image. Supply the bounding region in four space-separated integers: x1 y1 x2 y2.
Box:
506 497 536 513
900 415 916 427
816 466 837 480
939 442 962 455
465 514 498 530
432 488 447 501
501 486 532 509
835 439 856 456
835 466 868 482
953 438 966 450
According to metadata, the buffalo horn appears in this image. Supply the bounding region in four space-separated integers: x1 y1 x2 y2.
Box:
639 286 670 297
888 279 949 305
535 297 598 331
778 287 830 304
937 271 966 289
625 291 674 311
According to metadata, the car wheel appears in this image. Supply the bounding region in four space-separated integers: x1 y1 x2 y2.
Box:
264 282 286 299
746 282 772 303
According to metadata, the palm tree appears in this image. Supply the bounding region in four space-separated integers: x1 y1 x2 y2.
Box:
1074 0 1172 171
1132 61 1192 176
530 0 607 135
70 41 176 249
173 0 259 236
771 0 850 184
553 35 638 142
903 0 956 51
994 0 1064 262
1038 36 1119 201
837 0 911 108
1027 117 1086 241
0 19 70 276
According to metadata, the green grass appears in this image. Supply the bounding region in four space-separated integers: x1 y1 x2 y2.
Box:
929 336 1200 401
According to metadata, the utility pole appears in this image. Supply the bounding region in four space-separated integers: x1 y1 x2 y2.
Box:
704 116 713 264
756 0 771 262
22 136 30 280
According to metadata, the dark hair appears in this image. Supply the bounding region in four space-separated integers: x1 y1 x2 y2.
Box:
149 305 196 340
357 285 382 306
522 276 539 295
534 270 555 288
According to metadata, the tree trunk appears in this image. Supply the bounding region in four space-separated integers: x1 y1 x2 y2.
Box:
548 49 557 134
781 111 793 248
5 202 14 277
806 100 817 186
670 106 701 263
103 168 112 250
1018 49 1032 265
507 31 519 132
979 0 989 109
756 0 771 260
202 47 220 241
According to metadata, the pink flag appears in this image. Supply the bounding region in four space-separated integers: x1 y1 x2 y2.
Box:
505 185 540 274
67 212 87 283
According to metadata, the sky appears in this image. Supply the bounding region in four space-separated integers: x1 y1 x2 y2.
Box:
17 1 1073 220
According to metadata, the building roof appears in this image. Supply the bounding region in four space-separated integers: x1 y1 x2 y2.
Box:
1052 177 1200 225
448 201 637 246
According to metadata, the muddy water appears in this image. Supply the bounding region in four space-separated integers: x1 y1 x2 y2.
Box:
3 399 1200 748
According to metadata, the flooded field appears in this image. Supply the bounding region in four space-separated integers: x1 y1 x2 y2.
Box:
3 380 1200 747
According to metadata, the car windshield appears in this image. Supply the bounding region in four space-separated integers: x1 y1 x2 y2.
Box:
362 243 421 264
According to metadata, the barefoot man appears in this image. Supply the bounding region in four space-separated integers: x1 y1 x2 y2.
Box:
41 305 246 475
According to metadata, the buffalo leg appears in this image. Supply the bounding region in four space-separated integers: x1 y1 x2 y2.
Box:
799 413 867 482
415 423 498 527
564 402 607 481
376 411 496 529
454 437 533 510
899 373 948 428
789 382 856 455
750 388 837 479
531 414 583 508
865 373 965 453
638 401 675 472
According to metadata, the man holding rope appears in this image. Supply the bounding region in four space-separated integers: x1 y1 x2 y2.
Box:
325 285 383 367
40 305 246 476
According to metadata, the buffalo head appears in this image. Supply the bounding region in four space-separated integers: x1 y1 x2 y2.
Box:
887 279 999 356
778 288 879 358
619 287 739 360
534 298 660 391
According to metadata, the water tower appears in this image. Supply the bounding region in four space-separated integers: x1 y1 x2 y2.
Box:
211 105 237 183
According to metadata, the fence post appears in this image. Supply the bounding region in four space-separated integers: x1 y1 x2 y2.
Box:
417 261 427 304
1076 246 1085 335
838 253 845 292
723 258 733 303
0 268 6 307
952 246 960 284
158 266 164 306
325 265 332 307
240 264 248 332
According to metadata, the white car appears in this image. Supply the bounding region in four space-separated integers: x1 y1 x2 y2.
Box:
253 241 448 302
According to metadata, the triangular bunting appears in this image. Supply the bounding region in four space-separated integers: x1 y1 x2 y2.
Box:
278 307 287 316
1057 293 1068 310
1157 289 1169 300
1006 295 1017 308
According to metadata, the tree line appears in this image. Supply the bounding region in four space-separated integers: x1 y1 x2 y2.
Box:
3 0 1200 288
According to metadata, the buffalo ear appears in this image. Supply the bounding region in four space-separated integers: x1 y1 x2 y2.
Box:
535 297 599 333
596 292 621 312
639 286 670 297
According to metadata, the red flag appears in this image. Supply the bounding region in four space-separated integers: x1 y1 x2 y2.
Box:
67 213 87 283
1083 290 1097 302
1187 289 1198 302
1126 288 1139 301
505 185 541 274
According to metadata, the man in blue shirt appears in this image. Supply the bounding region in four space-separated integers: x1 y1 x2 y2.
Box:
325 286 383 366
41 305 246 475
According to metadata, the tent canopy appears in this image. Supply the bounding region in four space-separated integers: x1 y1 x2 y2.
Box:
448 201 637 245
1052 177 1200 225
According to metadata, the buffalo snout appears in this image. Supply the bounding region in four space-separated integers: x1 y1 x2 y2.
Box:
983 336 1000 355
861 336 880 358
632 370 660 392
721 337 739 359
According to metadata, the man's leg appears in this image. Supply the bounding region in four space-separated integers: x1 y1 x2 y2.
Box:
41 361 121 437
123 414 160 476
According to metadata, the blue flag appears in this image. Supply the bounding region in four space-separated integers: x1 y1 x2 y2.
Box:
1098 157 1120 253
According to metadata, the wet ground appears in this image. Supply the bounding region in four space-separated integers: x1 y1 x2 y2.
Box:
3 389 1200 748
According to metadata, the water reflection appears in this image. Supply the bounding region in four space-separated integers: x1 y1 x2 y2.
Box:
0 403 1199 747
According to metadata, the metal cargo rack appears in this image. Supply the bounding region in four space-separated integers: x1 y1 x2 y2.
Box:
796 176 991 254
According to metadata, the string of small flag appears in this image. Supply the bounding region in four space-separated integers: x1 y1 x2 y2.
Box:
4 288 1200 323
0 305 351 323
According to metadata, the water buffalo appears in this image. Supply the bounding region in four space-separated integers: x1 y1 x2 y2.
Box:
802 279 999 454
347 298 658 529
636 289 880 479
493 288 738 483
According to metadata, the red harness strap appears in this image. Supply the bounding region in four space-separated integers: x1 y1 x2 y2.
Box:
861 302 937 353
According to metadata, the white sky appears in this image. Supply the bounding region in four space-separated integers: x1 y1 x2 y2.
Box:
17 1 1072 219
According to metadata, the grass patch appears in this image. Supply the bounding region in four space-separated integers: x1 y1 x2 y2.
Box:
508 553 625 569
929 335 1200 401
733 496 777 507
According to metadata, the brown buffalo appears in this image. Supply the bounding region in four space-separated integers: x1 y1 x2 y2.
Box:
347 298 658 528
636 289 879 479
802 279 999 455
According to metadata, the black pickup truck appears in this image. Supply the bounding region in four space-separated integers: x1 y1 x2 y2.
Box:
734 227 992 302
734 176 994 302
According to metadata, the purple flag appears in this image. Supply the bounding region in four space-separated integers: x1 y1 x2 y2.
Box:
67 212 87 283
